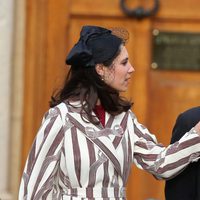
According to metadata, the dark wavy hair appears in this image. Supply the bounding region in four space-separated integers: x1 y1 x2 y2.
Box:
50 44 132 124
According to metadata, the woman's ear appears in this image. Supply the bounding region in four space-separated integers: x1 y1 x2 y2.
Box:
95 64 104 77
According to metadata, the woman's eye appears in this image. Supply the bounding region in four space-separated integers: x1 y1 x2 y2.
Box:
122 60 128 65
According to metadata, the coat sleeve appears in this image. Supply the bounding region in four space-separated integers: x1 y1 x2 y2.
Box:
18 107 65 200
130 111 200 180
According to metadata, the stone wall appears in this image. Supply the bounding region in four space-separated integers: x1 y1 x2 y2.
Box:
0 0 25 199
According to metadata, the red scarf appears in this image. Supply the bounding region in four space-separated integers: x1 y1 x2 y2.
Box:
93 105 105 127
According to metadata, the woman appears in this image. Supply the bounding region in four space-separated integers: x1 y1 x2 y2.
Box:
19 25 200 200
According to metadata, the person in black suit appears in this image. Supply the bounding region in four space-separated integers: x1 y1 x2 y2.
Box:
165 106 200 200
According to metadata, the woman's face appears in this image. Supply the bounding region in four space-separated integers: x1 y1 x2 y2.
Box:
97 45 135 92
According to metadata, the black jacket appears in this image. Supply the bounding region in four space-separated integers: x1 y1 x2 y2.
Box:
165 106 200 200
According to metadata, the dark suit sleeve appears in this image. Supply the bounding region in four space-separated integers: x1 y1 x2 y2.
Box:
165 108 200 200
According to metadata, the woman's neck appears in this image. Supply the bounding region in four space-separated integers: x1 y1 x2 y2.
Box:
96 99 101 105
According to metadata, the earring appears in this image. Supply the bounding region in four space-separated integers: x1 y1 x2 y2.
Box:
101 75 105 81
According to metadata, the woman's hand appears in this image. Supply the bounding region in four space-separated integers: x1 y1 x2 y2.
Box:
194 121 200 135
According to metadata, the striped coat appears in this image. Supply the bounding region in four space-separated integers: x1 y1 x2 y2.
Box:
19 101 200 200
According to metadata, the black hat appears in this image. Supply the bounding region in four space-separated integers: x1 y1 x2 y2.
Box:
65 25 123 68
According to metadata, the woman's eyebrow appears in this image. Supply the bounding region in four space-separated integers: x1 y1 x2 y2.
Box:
121 57 128 63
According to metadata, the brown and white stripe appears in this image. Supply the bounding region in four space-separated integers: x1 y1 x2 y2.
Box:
18 101 200 199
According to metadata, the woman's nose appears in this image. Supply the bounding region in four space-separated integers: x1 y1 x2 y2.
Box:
129 64 135 73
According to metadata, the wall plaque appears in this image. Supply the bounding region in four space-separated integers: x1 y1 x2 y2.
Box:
151 30 200 70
